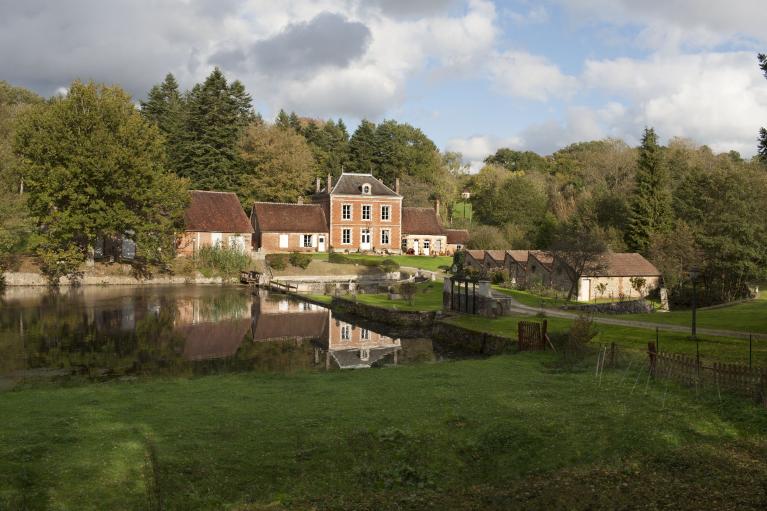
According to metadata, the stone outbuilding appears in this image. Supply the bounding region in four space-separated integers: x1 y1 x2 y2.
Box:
525 250 554 287
445 229 469 254
177 190 254 257
504 250 530 286
250 202 329 253
483 250 507 270
464 250 486 270
401 207 447 255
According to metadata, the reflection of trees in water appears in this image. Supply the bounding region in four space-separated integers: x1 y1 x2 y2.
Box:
191 292 250 323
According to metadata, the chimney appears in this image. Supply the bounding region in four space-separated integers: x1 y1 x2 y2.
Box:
394 177 400 194
297 197 304 205
434 199 441 218
316 176 321 193
327 173 333 191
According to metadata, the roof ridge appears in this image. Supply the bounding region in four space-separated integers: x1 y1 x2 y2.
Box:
190 189 238 194
252 201 321 206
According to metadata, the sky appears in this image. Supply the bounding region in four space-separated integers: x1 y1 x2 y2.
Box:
1 0 766 169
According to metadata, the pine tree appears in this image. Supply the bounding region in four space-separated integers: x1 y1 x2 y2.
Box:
626 128 672 253
140 73 185 175
758 54 767 163
288 111 301 132
177 68 254 191
275 109 291 130
348 119 377 174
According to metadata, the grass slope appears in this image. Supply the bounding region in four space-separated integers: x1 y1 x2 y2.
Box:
1 355 766 510
316 253 452 273
352 281 444 311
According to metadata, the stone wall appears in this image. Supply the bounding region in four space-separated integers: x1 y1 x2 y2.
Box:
330 296 437 327
3 272 224 286
560 299 654 314
431 321 516 355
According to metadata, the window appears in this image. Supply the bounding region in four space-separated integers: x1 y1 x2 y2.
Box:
361 328 370 340
342 228 352 244
302 234 313 248
341 324 351 340
360 348 370 361
381 229 390 245
342 204 352 220
362 204 371 220
229 234 244 251
381 205 390 221
279 234 289 248
362 183 371 194
211 232 222 247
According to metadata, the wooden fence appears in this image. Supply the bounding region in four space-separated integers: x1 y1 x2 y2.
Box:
518 320 549 352
647 342 767 405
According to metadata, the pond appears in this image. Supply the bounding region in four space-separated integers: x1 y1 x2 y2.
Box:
0 285 445 389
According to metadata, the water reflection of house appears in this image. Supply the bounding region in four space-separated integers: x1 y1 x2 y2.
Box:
175 294 253 361
251 297 328 342
324 316 401 369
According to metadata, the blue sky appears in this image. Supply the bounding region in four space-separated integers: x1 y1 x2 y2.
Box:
1 0 765 168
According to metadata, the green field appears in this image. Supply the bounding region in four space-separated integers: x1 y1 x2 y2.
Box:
352 280 444 311
315 253 452 272
2 354 766 510
452 201 473 221
446 314 767 365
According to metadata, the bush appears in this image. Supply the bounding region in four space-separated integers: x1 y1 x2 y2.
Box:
491 269 509 284
399 282 418 305
551 315 598 369
328 252 350 264
266 253 288 271
194 245 250 280
380 258 400 273
288 252 312 269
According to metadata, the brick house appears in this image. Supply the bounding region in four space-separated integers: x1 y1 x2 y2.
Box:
445 229 469 254
177 190 253 257
312 173 402 253
504 250 529 286
250 202 329 252
551 252 662 302
401 207 447 255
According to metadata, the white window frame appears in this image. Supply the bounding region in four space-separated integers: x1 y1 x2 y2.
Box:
362 204 371 221
302 234 313 248
381 204 390 221
362 183 371 194
360 348 370 361
341 324 351 341
211 232 222 247
381 229 390 245
229 234 244 251
360 228 371 246
342 204 352 220
279 234 289 249
341 228 352 245
361 328 370 340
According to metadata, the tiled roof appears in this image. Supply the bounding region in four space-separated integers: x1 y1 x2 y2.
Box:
445 229 469 244
252 310 328 341
402 207 445 235
529 250 554 269
465 250 486 262
331 347 399 369
584 253 661 277
179 319 251 361
485 250 507 263
330 173 400 197
184 191 253 233
251 202 328 233
505 250 529 264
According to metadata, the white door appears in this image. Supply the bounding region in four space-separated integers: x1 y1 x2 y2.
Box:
413 239 419 255
578 278 591 302
360 229 371 250
279 234 289 249
423 239 431 256
318 235 326 252
211 232 222 247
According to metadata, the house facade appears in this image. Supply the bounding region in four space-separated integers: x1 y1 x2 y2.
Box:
177 190 254 257
250 202 329 252
401 207 447 255
312 173 402 253
445 229 469 255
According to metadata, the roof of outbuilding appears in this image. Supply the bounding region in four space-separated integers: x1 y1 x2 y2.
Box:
465 250 486 262
505 250 530 264
445 229 469 244
583 252 661 277
251 202 328 233
184 191 253 233
179 319 251 361
402 207 445 235
485 250 507 263
529 250 554 269
328 173 400 197
252 310 328 341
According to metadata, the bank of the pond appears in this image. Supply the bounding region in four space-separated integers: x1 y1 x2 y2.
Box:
2 354 766 511
3 271 228 286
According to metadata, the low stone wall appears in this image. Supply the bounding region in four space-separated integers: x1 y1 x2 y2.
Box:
3 272 224 286
330 296 438 327
561 299 653 314
431 321 516 355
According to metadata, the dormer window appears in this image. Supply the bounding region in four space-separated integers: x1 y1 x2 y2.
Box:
361 183 371 194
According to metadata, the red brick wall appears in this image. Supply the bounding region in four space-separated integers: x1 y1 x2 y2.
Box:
328 317 401 350
257 232 328 252
328 196 402 252
177 231 252 257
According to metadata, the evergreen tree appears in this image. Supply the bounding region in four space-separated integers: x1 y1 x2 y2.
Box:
626 128 672 253
758 54 767 163
140 73 185 175
348 119 377 173
177 68 253 191
275 109 291 130
288 111 301 131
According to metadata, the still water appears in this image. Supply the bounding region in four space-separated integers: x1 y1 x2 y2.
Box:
0 286 442 389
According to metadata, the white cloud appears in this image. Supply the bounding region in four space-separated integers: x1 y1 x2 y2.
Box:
488 50 578 101
446 134 524 171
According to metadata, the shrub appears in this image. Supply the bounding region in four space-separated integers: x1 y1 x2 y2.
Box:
265 253 288 271
328 252 350 264
399 282 418 305
551 315 598 368
380 258 400 273
491 269 509 284
194 245 250 280
288 252 312 269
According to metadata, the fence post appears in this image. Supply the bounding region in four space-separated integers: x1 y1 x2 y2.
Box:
542 320 548 351
749 334 752 369
656 327 659 353
609 342 616 368
648 342 657 378
517 322 524 352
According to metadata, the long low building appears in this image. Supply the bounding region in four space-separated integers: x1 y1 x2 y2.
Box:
250 202 329 252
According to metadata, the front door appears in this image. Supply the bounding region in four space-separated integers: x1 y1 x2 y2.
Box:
318 235 326 252
423 239 430 256
360 229 371 251
578 278 591 302
413 239 419 255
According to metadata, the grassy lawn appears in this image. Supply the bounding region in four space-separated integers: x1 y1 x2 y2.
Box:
445 314 767 365
316 253 452 273
493 287 649 308
353 280 443 311
2 355 766 510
